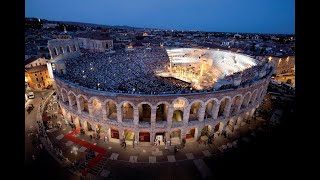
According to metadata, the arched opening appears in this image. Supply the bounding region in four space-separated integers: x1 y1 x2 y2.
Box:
231 95 242 116
106 101 117 120
226 119 236 139
201 125 212 137
74 116 81 128
170 129 181 145
156 104 168 122
241 93 251 109
61 89 68 103
205 99 218 119
186 128 196 139
67 45 71 53
189 102 202 121
54 48 58 56
172 110 183 122
110 128 119 139
124 129 135 144
78 95 89 113
59 47 64 54
214 122 224 134
218 98 230 117
138 104 151 123
84 121 93 132
91 98 102 119
250 90 258 106
155 130 166 145
74 45 77 51
122 102 134 120
139 131 150 142
68 93 77 110
94 124 103 140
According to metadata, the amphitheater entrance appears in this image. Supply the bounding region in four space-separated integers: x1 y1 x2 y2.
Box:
95 124 103 140
186 128 197 143
189 102 201 121
139 104 151 123
172 110 183 122
170 129 181 145
106 101 117 120
91 99 102 119
78 96 89 113
155 131 166 145
205 100 218 119
122 102 134 120
84 121 93 132
156 104 168 122
110 128 119 140
124 129 135 145
139 131 150 142
218 98 230 118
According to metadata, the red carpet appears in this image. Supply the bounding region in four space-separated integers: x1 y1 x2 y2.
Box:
63 128 107 172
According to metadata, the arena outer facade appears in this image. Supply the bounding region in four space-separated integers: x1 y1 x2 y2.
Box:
55 74 271 145
49 38 272 146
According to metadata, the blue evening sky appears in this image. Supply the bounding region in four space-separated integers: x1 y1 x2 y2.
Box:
25 0 295 34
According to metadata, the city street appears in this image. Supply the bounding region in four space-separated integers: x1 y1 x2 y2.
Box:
24 89 79 179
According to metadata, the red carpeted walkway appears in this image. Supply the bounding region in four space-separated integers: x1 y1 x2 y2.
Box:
64 128 107 171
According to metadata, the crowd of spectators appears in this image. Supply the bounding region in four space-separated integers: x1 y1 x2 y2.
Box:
57 47 193 94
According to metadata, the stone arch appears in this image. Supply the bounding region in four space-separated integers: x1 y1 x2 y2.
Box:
205 98 219 119
257 86 264 103
104 99 117 120
170 129 181 145
250 89 259 106
61 88 68 102
201 125 212 137
139 130 150 142
230 94 243 116
241 92 252 109
110 127 120 139
121 101 134 120
214 122 225 134
188 100 204 121
77 95 89 113
59 46 64 54
90 97 103 119
138 102 152 123
67 45 72 53
124 129 135 143
54 48 58 56
218 96 231 117
74 44 77 51
186 127 197 140
172 109 183 122
67 91 77 110
156 102 169 122
84 121 93 132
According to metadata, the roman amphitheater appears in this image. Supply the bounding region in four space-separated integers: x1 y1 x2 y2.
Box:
48 39 273 146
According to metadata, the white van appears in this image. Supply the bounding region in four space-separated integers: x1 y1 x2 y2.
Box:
28 92 35 99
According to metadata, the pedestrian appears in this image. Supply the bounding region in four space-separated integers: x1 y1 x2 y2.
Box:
158 139 160 145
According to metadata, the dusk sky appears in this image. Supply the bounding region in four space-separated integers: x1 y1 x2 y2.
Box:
26 0 295 34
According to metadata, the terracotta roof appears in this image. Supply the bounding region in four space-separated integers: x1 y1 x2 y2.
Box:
25 65 47 73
